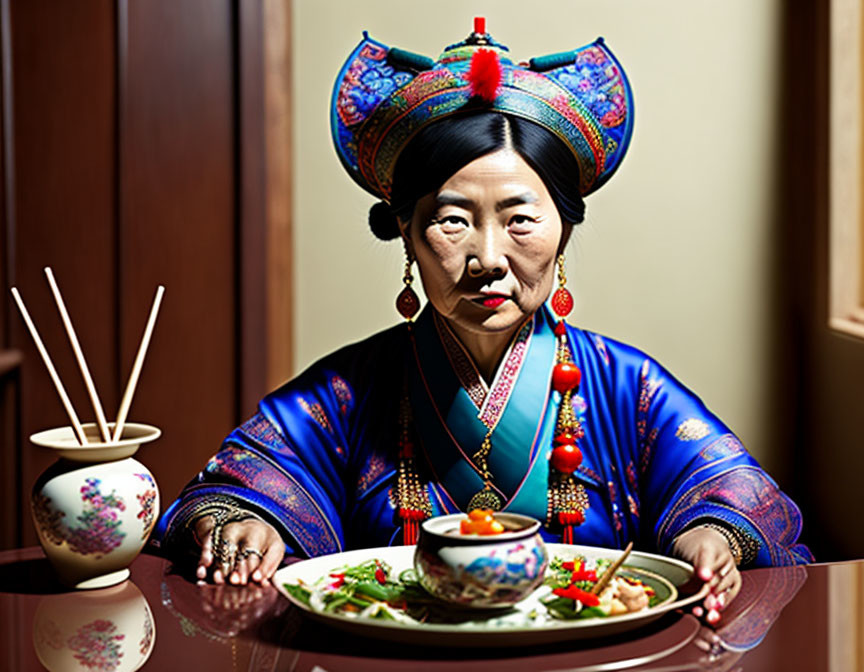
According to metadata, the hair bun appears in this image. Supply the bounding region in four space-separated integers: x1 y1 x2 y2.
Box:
368 201 401 241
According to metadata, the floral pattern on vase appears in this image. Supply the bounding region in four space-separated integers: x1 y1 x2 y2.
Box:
67 479 127 557
66 619 125 671
136 490 156 540
32 492 66 546
139 607 154 655
36 478 128 558
35 616 64 651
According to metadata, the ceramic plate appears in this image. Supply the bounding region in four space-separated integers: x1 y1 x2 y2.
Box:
274 543 708 647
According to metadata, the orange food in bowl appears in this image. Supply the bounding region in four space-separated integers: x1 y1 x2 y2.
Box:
460 509 506 535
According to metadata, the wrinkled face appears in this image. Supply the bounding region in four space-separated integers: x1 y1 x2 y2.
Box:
402 149 568 336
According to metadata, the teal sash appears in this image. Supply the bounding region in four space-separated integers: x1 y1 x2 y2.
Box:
407 306 559 518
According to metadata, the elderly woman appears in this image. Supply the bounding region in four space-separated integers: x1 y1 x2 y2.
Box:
154 20 811 622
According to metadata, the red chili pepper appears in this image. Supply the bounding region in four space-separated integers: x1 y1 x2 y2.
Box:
375 567 387 585
328 573 345 589
553 585 600 606
572 568 598 582
562 560 597 582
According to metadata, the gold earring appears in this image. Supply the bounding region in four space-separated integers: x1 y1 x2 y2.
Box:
396 256 420 321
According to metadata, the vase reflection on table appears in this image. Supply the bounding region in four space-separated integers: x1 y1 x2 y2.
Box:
32 578 155 672
30 422 161 589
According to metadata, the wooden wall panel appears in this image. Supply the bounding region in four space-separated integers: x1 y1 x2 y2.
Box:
120 0 236 505
0 0 293 551
8 0 116 546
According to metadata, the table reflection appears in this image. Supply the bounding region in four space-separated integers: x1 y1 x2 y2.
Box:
32 580 154 672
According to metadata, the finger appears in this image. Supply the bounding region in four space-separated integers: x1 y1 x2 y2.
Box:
713 571 738 601
723 571 743 606
257 539 285 581
213 568 225 585
717 557 736 579
232 557 250 586
694 545 717 582
199 529 214 570
219 525 243 579
236 526 267 584
244 551 262 578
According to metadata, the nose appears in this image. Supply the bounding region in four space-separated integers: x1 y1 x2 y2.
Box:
467 225 508 278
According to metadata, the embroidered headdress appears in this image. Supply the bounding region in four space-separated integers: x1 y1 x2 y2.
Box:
331 18 634 202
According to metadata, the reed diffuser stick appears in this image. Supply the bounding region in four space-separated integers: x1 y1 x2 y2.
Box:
44 267 112 442
10 287 88 445
113 285 164 442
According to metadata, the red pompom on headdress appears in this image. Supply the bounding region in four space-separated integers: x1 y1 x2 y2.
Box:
467 48 501 103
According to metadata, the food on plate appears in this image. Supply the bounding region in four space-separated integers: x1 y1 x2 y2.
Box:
540 556 657 619
283 553 660 624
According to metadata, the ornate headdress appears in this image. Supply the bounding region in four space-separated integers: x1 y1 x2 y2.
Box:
331 18 634 202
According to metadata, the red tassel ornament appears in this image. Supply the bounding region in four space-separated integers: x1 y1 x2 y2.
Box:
467 49 501 103
395 395 431 545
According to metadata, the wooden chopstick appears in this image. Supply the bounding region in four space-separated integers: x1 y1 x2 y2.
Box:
591 541 634 595
112 285 164 442
44 267 112 443
10 287 88 445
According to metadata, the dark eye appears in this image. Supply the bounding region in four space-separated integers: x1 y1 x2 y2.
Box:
509 215 536 232
433 216 469 233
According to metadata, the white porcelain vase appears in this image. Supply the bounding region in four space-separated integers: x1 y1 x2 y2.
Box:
30 423 161 589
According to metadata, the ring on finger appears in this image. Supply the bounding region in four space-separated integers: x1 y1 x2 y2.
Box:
239 546 264 561
216 540 238 576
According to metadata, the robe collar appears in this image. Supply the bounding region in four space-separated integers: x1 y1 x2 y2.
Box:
407 304 558 512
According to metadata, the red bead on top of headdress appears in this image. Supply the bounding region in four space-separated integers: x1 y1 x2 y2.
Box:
467 48 501 103
474 17 486 35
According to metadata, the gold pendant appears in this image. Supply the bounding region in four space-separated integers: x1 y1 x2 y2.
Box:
467 488 503 512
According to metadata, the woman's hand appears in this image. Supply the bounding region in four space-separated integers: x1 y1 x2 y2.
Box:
194 515 285 586
672 526 742 625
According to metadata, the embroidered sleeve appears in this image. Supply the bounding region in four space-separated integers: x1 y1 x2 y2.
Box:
155 369 359 561
636 357 812 567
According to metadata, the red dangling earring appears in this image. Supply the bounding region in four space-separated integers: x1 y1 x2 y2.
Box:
551 253 574 332
547 252 588 543
396 255 420 321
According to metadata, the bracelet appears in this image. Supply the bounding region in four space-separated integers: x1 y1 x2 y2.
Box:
700 523 744 565
699 522 759 566
184 497 262 547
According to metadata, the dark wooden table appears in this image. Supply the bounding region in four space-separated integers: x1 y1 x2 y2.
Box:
0 547 841 671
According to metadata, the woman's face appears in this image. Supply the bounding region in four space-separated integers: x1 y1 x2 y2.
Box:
402 149 568 337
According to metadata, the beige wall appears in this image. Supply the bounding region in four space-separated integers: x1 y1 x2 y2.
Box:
292 1 782 470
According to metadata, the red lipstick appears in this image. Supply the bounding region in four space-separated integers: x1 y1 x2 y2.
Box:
481 296 507 308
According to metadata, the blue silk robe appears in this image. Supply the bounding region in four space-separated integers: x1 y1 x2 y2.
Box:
154 305 812 566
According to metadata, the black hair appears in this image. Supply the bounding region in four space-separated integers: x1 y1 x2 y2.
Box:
368 112 586 241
